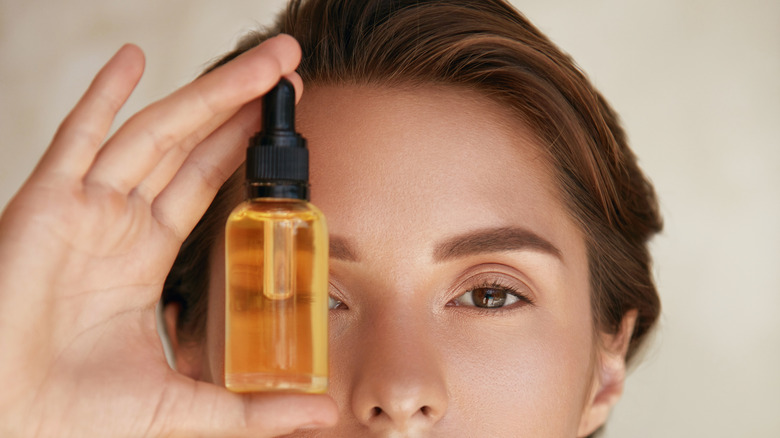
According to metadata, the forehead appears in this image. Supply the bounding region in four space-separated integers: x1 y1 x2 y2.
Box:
296 84 579 262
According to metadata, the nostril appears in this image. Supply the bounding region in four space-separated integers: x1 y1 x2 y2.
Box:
369 405 434 421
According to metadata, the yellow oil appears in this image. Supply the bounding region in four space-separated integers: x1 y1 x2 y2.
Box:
224 199 328 393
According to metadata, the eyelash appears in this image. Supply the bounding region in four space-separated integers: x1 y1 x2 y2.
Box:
327 277 535 313
449 278 534 314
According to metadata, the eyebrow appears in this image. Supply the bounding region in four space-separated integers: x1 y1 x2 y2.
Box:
330 235 359 262
432 226 562 262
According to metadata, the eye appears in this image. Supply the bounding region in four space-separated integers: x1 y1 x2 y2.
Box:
451 280 533 310
327 280 348 310
328 295 347 310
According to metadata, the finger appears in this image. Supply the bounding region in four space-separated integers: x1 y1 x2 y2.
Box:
84 34 302 195
149 100 261 239
244 392 338 435
36 44 145 180
131 107 238 203
285 71 304 104
154 380 338 437
135 71 304 204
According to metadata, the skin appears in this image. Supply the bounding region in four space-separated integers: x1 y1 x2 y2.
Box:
169 85 637 437
0 35 633 437
0 37 338 437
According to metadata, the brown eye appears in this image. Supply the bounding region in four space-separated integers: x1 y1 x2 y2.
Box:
471 287 507 308
454 286 521 309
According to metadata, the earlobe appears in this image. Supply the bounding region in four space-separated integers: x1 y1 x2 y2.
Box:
578 309 638 437
163 303 203 380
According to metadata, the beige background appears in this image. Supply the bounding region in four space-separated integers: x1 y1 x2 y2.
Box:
1 0 779 436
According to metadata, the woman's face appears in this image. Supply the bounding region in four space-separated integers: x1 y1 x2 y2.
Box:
189 85 622 437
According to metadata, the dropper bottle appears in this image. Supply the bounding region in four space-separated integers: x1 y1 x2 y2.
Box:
224 78 328 393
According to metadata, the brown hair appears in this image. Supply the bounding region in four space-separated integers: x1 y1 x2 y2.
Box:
164 0 661 390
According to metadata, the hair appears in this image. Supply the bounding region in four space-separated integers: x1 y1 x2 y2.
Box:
163 0 662 432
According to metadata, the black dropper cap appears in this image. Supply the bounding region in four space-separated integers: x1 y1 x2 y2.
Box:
246 78 309 200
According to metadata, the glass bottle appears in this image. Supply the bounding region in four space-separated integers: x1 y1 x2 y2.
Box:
224 78 328 393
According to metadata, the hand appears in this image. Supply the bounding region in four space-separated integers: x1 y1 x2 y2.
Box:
0 35 337 437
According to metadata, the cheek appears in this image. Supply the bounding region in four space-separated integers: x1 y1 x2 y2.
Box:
438 248 596 433
441 310 595 435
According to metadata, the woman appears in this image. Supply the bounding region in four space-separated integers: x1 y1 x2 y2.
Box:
0 0 661 436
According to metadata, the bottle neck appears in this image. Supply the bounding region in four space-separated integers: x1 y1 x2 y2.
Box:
246 181 309 201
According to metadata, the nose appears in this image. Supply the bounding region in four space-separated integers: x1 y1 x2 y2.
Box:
350 309 448 432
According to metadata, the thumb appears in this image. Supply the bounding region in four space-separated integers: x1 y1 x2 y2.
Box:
154 379 338 437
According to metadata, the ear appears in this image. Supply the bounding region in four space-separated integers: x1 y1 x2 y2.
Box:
163 303 203 380
578 309 638 437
